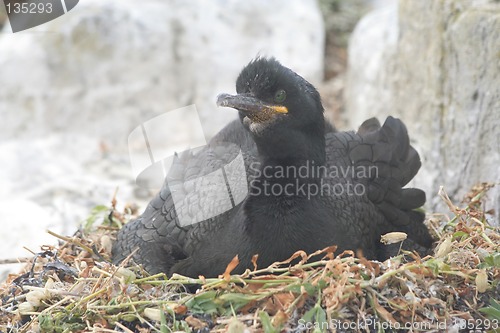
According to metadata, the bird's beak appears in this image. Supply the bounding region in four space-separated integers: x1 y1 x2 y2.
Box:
216 93 288 114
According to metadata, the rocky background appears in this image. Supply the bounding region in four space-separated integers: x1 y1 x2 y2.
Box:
346 0 500 221
0 0 498 279
0 0 327 278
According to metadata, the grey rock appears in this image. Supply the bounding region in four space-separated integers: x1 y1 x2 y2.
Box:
0 0 324 143
346 0 500 223
0 0 325 276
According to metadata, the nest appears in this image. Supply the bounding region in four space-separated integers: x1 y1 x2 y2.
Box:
0 184 499 333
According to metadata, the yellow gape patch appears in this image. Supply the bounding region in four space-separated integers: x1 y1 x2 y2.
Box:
270 105 288 114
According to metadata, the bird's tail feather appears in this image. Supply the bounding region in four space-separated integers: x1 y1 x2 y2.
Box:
356 116 433 249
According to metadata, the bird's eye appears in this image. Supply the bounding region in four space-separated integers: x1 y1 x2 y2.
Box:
274 89 286 103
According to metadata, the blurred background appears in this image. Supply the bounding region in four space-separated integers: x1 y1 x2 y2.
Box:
0 0 498 279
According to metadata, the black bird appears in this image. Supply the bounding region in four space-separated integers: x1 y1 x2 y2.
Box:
112 57 432 277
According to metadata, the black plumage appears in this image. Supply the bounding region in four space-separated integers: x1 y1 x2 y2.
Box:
112 57 432 277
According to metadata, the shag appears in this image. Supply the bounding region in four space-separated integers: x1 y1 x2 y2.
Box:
112 57 432 277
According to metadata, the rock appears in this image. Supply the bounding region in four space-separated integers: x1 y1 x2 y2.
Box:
0 134 148 278
0 199 56 280
345 1 398 128
0 0 325 275
346 0 500 222
0 0 324 143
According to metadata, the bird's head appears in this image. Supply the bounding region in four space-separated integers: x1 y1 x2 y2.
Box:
217 57 325 141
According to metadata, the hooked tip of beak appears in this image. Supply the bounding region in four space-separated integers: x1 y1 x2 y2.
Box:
216 93 232 108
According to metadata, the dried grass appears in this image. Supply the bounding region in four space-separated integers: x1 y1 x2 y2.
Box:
1 184 498 333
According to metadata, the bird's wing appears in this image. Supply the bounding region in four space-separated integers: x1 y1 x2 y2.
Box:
112 120 258 274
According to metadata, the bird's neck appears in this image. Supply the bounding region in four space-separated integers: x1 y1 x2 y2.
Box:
249 129 326 195
257 125 325 162
243 125 327 249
